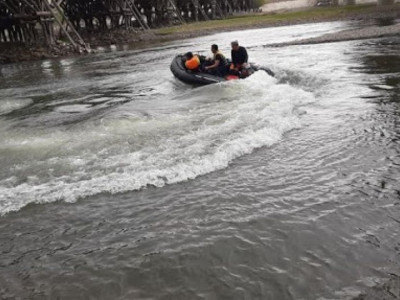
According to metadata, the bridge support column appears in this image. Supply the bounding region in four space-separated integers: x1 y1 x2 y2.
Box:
211 0 217 19
192 0 199 21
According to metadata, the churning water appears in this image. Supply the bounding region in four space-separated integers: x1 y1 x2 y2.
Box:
0 21 399 299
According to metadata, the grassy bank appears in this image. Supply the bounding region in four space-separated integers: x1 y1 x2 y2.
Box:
154 4 394 36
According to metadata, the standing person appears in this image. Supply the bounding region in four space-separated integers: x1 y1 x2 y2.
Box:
230 40 249 76
204 44 229 77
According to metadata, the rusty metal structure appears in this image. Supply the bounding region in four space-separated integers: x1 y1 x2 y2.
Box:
0 0 259 47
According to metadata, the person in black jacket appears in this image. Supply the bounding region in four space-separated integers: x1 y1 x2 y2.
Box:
204 44 229 77
230 40 249 77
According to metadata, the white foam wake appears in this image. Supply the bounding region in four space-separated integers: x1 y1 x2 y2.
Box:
0 72 315 215
0 98 33 115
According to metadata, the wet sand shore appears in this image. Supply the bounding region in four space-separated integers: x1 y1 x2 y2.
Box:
0 4 399 64
267 20 400 47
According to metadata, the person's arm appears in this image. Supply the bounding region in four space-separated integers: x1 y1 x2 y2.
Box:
205 59 220 70
243 47 248 63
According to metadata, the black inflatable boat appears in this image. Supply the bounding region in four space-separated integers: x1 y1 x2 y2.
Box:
170 54 274 85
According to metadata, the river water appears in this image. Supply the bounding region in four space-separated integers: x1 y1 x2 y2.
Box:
0 21 399 299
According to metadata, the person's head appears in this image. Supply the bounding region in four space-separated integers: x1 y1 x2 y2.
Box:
231 40 239 51
211 44 218 54
185 52 194 60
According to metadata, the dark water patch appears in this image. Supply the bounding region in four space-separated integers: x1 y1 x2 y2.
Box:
374 16 397 27
353 274 400 300
352 36 400 111
359 55 400 74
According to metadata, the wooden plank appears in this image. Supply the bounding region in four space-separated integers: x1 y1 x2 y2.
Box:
169 0 186 24
51 0 89 51
215 1 225 17
126 0 151 30
42 0 77 47
36 11 52 17
0 15 37 20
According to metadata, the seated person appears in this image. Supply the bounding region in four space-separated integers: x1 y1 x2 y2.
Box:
204 44 229 77
230 40 249 77
184 52 201 71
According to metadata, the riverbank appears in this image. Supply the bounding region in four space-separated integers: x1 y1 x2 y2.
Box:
153 3 400 37
267 20 400 47
0 42 77 64
0 3 399 64
1 20 400 299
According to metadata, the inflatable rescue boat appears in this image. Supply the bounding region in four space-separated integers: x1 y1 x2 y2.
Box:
170 55 274 85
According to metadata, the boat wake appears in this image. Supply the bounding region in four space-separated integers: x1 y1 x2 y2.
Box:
0 72 315 215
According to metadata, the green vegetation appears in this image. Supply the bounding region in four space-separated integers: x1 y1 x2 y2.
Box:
155 4 377 36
